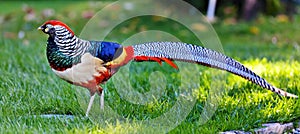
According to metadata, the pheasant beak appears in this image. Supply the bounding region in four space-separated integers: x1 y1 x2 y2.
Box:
37 26 43 30
37 26 50 33
38 26 50 33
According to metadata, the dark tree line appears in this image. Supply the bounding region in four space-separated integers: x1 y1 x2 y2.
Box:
184 0 299 21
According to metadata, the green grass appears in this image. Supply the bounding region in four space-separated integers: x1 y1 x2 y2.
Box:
0 1 300 133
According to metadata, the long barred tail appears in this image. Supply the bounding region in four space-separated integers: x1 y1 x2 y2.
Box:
132 42 298 98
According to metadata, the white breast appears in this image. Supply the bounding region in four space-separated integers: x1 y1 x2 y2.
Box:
52 53 107 85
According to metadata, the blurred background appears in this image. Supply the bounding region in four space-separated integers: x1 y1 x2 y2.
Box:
1 0 300 60
0 0 300 133
186 0 300 21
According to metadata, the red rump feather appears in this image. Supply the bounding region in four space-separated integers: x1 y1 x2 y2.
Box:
43 20 74 35
121 46 178 69
134 56 178 69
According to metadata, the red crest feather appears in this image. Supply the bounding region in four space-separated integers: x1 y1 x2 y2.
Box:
43 20 74 35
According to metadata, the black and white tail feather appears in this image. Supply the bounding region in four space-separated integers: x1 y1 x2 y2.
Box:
133 42 298 98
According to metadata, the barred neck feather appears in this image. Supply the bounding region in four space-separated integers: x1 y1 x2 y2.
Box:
53 25 90 58
47 25 91 71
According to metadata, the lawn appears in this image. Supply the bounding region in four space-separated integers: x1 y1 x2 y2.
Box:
0 1 299 133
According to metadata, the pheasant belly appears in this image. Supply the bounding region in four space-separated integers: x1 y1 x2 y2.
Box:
51 53 111 94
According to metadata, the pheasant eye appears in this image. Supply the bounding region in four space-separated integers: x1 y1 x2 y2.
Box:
44 24 54 33
46 24 53 28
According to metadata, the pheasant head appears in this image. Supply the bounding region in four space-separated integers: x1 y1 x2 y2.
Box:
38 20 91 71
38 20 74 37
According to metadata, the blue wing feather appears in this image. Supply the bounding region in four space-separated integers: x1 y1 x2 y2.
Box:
89 41 122 62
